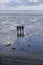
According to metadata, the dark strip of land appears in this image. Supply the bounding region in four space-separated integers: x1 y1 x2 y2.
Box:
0 55 43 64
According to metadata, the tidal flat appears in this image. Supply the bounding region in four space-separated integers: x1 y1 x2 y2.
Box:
0 10 43 64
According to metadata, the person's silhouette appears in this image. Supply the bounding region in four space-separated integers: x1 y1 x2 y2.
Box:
22 26 24 37
19 26 21 37
17 25 24 37
17 26 19 37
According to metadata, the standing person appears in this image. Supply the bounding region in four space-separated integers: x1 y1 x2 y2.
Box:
22 25 24 37
17 26 19 37
19 26 21 37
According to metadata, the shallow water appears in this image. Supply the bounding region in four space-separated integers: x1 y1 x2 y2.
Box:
0 11 43 59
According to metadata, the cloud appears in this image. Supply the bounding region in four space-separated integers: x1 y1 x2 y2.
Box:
3 0 40 7
10 4 43 10
0 0 43 10
0 0 41 6
29 0 39 2
0 0 10 3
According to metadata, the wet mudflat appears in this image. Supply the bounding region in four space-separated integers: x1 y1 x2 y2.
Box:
0 59 43 65
0 10 43 64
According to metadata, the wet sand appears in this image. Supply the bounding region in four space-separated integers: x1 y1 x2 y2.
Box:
0 55 43 64
0 11 43 64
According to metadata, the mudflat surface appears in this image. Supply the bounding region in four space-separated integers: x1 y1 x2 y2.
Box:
0 11 43 63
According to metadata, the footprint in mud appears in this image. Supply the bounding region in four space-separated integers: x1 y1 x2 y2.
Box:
12 48 16 50
5 44 11 47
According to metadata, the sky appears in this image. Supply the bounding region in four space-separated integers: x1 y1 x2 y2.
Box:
0 0 43 10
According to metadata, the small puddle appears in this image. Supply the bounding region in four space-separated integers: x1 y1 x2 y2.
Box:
30 35 40 43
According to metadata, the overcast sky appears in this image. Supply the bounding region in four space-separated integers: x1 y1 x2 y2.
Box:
0 0 43 10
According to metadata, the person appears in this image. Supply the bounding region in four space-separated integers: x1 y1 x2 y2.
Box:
19 26 21 37
22 25 24 37
17 25 24 37
17 26 19 37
